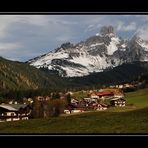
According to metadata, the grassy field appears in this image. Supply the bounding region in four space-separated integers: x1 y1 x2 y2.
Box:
0 88 148 133
126 88 148 108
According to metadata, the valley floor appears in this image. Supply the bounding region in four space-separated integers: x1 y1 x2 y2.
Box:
0 88 148 134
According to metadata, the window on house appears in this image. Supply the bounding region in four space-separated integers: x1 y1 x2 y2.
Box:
11 113 15 116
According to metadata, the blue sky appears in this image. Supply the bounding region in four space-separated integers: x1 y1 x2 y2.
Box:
0 15 148 62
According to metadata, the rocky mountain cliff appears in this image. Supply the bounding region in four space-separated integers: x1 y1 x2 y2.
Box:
28 26 148 77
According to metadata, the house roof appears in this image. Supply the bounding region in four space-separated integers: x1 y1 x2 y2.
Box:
0 104 28 111
96 91 114 96
111 97 125 101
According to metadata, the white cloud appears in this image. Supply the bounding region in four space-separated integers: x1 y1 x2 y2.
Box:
135 15 148 21
136 26 148 40
0 42 22 50
117 22 137 31
0 15 79 61
0 16 18 38
84 23 101 32
117 21 124 31
20 15 49 26
125 22 137 31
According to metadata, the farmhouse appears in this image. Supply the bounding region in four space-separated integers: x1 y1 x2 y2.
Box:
96 103 108 111
110 98 126 107
0 104 32 122
35 96 50 101
96 91 114 98
90 93 99 99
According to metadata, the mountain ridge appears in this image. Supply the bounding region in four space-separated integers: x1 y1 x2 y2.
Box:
28 26 148 77
0 56 148 96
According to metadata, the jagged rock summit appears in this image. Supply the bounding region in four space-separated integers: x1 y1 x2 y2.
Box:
28 26 148 77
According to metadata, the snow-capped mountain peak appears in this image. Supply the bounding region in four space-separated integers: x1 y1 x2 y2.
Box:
96 33 100 36
28 26 148 77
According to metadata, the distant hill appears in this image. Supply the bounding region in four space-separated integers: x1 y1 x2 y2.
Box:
0 56 148 97
67 61 148 88
0 57 66 92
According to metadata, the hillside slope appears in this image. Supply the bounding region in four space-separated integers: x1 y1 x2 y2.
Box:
0 57 65 91
0 57 148 93
66 61 148 88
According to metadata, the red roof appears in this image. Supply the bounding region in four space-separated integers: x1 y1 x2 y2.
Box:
96 91 114 96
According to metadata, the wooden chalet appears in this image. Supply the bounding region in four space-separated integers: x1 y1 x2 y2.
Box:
0 104 32 122
96 103 108 111
71 98 79 105
110 98 126 107
35 96 50 101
